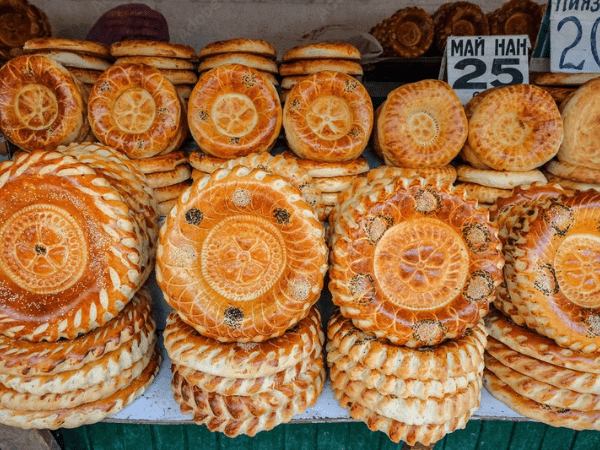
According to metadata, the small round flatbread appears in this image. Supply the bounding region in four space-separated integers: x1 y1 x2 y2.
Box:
530 72 600 87
198 53 278 74
0 2 51 50
282 42 361 61
433 1 489 53
38 51 111 71
198 39 277 60
281 150 370 177
386 7 434 58
158 69 198 85
110 40 196 59
156 166 328 342
145 163 191 188
66 67 103 85
283 71 373 162
455 182 512 205
88 63 182 159
188 150 227 172
456 165 547 189
187 64 282 159
468 84 564 171
279 59 363 77
546 159 600 185
544 172 600 192
0 55 87 152
113 56 195 70
558 79 600 169
153 179 192 202
329 177 504 347
24 38 110 59
488 0 543 47
374 79 467 168
134 149 189 174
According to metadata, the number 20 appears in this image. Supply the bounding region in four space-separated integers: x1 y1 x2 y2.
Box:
558 16 600 70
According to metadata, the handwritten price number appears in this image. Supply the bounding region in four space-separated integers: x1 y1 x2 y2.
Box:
452 58 524 92
557 16 600 70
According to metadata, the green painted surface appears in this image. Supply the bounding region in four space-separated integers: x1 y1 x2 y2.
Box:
58 421 600 450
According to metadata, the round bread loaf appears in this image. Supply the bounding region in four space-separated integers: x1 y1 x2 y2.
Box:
468 84 563 171
198 39 277 60
284 71 373 162
0 0 51 50
187 64 282 158
198 53 278 74
156 166 328 342
0 55 87 151
110 40 196 59
0 151 144 341
386 7 434 58
24 38 110 59
375 79 467 168
282 42 361 61
329 177 503 347
488 0 544 49
279 59 363 77
433 1 489 53
88 63 182 159
456 165 547 189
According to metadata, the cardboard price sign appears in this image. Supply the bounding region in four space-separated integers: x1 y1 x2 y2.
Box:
550 0 600 72
446 36 530 104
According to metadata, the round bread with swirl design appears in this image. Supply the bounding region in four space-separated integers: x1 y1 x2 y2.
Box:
387 7 434 58
468 84 563 171
156 165 328 342
187 64 281 159
0 0 51 50
88 63 182 159
433 1 489 53
504 189 600 352
0 151 144 342
0 55 86 151
374 79 467 168
329 177 503 347
283 71 373 162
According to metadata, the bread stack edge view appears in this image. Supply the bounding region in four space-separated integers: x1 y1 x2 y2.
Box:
0 145 160 429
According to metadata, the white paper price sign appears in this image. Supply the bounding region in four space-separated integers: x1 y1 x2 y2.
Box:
550 0 600 72
446 36 530 104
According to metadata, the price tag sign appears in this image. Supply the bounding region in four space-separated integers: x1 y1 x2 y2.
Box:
550 0 600 72
446 35 530 104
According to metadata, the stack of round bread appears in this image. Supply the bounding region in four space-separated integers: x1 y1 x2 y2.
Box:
111 40 198 105
327 174 504 444
282 70 373 220
370 7 434 58
372 79 463 200
541 78 600 191
165 306 325 437
432 1 489 53
484 183 600 428
0 0 50 63
156 164 328 435
23 38 112 94
187 63 282 159
197 38 278 88
87 62 189 206
0 54 91 151
0 288 160 429
456 84 563 208
530 72 600 105
0 147 161 428
135 150 192 216
279 42 363 104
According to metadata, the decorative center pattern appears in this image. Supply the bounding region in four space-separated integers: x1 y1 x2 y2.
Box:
16 84 58 130
113 88 156 133
0 204 88 294
373 218 469 310
306 96 352 140
396 21 421 47
555 234 600 308
505 13 528 34
201 215 286 301
408 111 439 146
493 112 528 147
453 19 476 36
211 93 258 137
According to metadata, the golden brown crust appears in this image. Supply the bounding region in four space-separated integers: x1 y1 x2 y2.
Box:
455 182 512 205
281 150 370 177
134 149 189 174
153 179 192 202
66 68 103 85
283 71 373 162
283 42 361 61
198 39 277 60
546 159 600 185
329 178 503 347
198 53 278 74
0 55 86 151
387 7 434 58
88 63 182 159
468 84 563 171
279 59 363 77
24 38 110 59
375 80 467 168
0 151 144 341
145 163 191 188
156 166 328 342
110 40 196 59
456 165 547 189
488 0 543 47
530 72 600 87
0 289 152 376
0 0 51 49
113 56 195 70
187 64 282 159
